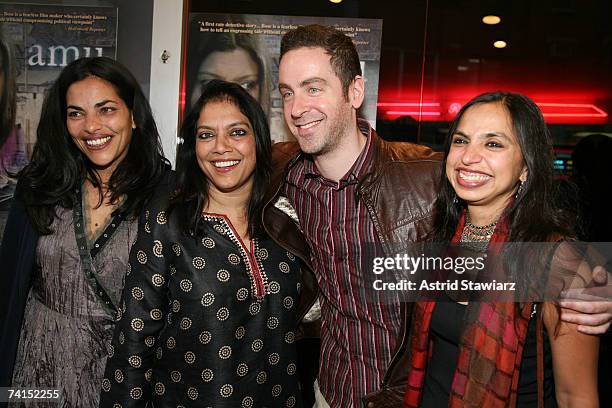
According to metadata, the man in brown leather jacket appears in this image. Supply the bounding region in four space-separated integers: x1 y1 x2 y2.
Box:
264 24 442 407
267 138 441 408
266 24 612 408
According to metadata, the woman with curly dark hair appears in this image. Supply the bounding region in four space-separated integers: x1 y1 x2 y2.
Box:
0 57 170 406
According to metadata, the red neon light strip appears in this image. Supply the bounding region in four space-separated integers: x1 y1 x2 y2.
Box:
543 113 608 117
386 111 441 116
377 102 440 107
378 101 608 119
380 102 441 117
538 103 604 108
537 103 608 118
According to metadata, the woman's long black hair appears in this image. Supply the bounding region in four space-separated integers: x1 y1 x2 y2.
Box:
172 79 272 238
18 57 168 234
433 91 574 243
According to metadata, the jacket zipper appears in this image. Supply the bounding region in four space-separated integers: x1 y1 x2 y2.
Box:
381 302 410 386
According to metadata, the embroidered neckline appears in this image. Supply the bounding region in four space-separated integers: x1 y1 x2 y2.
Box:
201 213 270 301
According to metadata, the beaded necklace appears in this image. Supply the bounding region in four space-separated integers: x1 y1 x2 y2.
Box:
460 212 498 252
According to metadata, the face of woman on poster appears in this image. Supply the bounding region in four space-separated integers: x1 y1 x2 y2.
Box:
66 76 135 176
190 48 261 107
445 102 528 216
195 99 257 196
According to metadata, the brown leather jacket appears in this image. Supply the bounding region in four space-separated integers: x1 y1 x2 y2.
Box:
265 128 443 407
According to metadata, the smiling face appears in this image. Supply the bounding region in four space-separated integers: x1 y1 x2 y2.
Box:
195 99 256 196
191 48 260 107
446 102 528 220
278 47 360 156
66 76 134 181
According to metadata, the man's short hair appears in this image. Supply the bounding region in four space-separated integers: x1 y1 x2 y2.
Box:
280 24 362 98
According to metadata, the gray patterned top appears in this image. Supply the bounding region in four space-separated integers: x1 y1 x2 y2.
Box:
10 205 136 407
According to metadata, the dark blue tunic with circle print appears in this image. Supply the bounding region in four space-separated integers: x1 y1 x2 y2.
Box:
100 204 301 408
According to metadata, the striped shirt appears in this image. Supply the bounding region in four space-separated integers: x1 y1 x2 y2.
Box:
284 123 403 407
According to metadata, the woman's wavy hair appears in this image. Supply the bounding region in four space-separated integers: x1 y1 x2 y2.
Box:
433 91 573 243
172 79 272 238
0 39 16 147
18 57 168 234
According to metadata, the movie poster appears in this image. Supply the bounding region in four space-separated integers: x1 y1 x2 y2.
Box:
184 13 383 143
0 3 118 240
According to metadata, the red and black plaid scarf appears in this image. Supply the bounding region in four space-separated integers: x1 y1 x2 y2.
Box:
403 212 542 408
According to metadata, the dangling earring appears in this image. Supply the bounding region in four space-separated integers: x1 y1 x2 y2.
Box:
515 179 525 198
453 194 459 204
